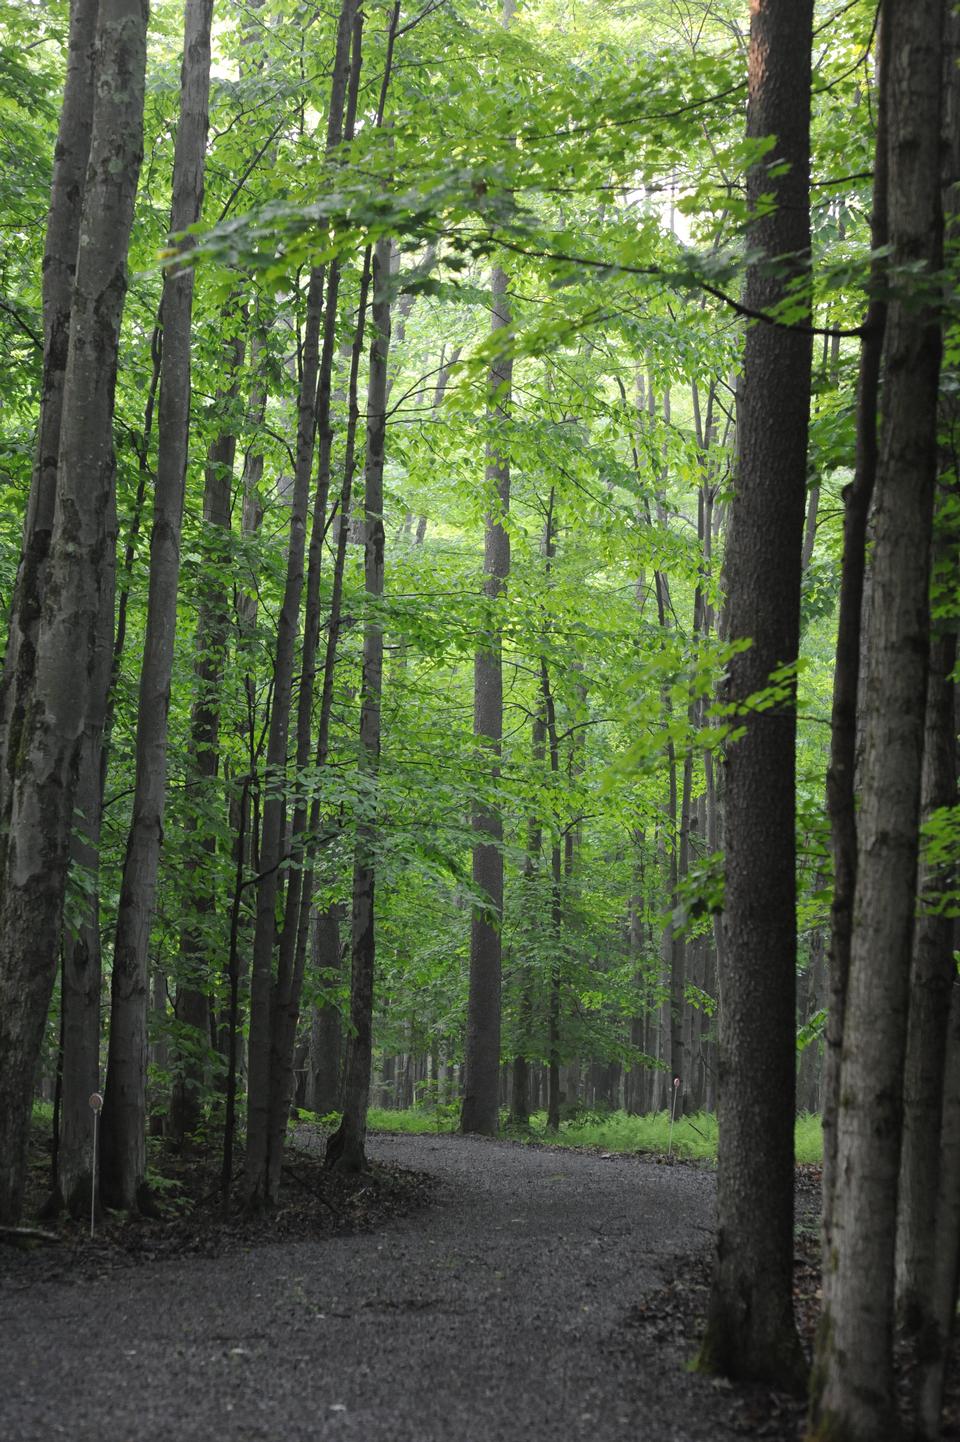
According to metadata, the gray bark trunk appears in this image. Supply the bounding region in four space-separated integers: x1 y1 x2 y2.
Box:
918 972 960 1439
895 624 956 1335
101 0 213 1209
821 16 890 1265
244 0 358 1207
0 0 148 1225
813 3 944 1436
307 906 343 1116
57 567 114 1215
0 0 98 778
169 322 245 1146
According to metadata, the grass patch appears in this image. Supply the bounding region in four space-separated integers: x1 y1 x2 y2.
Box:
367 1105 459 1135
363 1105 824 1164
534 1109 719 1159
794 1111 824 1164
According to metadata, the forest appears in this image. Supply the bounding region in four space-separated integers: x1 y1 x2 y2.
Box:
0 1 956 1440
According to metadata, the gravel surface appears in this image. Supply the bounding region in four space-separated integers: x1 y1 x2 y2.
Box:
0 1133 743 1442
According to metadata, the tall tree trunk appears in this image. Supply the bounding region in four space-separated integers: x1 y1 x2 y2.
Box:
895 622 957 1333
244 0 358 1207
0 0 98 776
286 241 374 1124
895 0 960 1347
56 571 114 1216
462 267 512 1136
510 711 545 1128
307 905 344 1115
820 14 890 1265
811 3 944 1437
101 0 214 1210
0 0 148 1226
264 21 365 1204
701 0 812 1389
918 970 960 1440
2 0 101 1222
169 322 245 1146
326 232 393 1174
462 0 515 1138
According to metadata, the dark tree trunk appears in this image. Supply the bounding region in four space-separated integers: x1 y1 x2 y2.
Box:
701 0 813 1389
169 321 245 1147
918 968 960 1439
0 0 148 1226
509 710 545 1128
0 0 98 777
326 233 394 1174
812 3 944 1436
895 623 957 1336
244 0 358 1207
462 254 513 1137
307 906 344 1116
265 6 366 1205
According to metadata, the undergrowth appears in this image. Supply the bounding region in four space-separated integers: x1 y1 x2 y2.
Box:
363 1105 824 1164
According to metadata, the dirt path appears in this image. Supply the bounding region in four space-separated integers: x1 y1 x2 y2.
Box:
0 1133 742 1442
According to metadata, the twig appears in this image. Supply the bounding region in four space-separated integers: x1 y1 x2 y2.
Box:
281 1164 343 1220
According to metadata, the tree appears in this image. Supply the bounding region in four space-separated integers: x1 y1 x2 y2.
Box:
700 0 813 1391
326 231 394 1173
810 1 945 1437
0 0 149 1226
461 0 516 1132
100 0 215 1213
243 0 360 1207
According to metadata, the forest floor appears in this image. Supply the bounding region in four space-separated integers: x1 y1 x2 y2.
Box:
0 1130 956 1442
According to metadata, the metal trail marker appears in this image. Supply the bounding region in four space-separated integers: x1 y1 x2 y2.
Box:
668 1076 681 1157
88 1092 103 1238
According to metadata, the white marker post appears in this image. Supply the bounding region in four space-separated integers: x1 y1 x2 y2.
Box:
668 1076 681 1157
88 1092 103 1238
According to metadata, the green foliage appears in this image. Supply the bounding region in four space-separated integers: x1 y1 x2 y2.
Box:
364 1106 825 1165
19 0 894 1146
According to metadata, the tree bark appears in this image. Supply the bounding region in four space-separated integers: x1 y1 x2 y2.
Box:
169 320 245 1146
820 14 890 1264
895 0 960 1348
326 233 393 1174
462 256 513 1137
244 0 358 1207
56 569 114 1216
0 0 148 1226
701 0 812 1389
3 0 102 1222
895 623 956 1334
307 905 344 1115
510 711 545 1127
101 0 213 1210
811 3 944 1436
264 8 370 1197
918 970 960 1440
0 0 99 781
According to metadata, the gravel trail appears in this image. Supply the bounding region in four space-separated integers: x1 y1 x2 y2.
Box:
0 1133 739 1442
